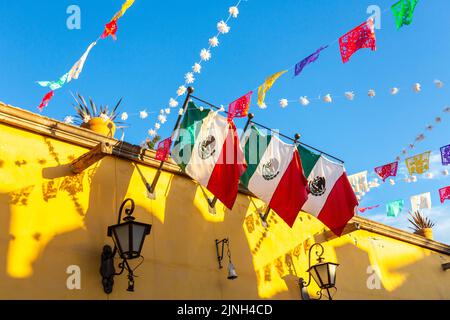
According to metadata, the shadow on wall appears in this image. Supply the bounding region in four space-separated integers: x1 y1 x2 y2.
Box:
0 149 137 298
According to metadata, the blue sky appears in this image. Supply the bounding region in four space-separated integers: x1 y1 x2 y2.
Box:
0 1 449 242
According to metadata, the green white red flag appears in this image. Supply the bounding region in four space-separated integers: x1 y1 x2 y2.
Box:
240 125 309 227
298 145 358 236
171 102 247 209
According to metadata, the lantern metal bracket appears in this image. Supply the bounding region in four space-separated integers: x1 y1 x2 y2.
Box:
215 238 230 269
100 198 145 294
298 243 335 300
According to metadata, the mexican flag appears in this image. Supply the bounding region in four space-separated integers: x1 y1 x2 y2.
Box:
171 102 247 210
240 126 309 227
298 145 358 236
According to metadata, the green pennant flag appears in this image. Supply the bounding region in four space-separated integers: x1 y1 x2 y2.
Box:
386 199 404 217
391 0 419 29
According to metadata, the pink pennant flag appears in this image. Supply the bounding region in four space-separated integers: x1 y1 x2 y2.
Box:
439 186 450 204
374 161 398 182
37 90 54 112
228 91 252 120
358 205 380 213
156 137 172 161
339 19 376 63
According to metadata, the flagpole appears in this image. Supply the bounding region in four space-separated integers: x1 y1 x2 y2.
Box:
260 133 301 227
207 112 254 209
147 87 194 195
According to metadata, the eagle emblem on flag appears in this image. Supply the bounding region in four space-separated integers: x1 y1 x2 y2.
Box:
309 176 326 196
199 135 216 160
262 158 280 181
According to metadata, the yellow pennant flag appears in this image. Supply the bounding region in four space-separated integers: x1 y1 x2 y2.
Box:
257 70 287 108
405 151 431 175
113 0 135 21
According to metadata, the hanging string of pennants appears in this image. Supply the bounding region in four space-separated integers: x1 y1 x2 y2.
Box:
359 185 450 218
150 0 420 136
146 1 243 138
35 0 136 111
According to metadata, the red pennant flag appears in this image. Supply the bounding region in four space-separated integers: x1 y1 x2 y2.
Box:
155 137 172 161
339 19 376 63
439 186 450 204
374 161 398 182
37 90 54 112
228 91 252 120
358 205 380 213
101 19 118 40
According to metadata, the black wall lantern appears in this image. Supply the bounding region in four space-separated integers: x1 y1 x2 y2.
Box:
298 243 339 300
100 198 151 294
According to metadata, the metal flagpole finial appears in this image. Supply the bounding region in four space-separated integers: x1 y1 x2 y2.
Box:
247 113 254 120
294 133 301 143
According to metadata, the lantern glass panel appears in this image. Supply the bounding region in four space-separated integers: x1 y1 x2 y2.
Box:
113 223 130 257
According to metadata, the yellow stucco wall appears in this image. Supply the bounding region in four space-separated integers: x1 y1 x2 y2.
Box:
0 121 449 300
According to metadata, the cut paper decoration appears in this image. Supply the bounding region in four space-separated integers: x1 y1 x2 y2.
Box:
64 116 74 124
101 19 118 40
434 79 444 88
299 147 358 236
391 0 419 29
323 94 332 103
200 49 211 61
240 125 309 227
229 6 239 18
348 171 369 194
413 83 421 92
368 179 380 188
192 63 202 73
112 0 135 21
391 87 399 95
279 99 288 108
443 169 449 176
368 89 376 98
184 72 195 84
171 102 247 210
299 96 310 106
155 137 172 161
37 73 69 91
426 172 433 179
209 36 219 47
435 117 442 123
148 129 156 137
389 179 396 185
217 20 230 34
441 144 450 165
139 110 148 119
345 92 355 100
68 41 97 82
375 161 398 182
169 98 179 108
405 151 431 175
386 200 404 217
339 19 376 63
121 112 128 121
228 91 252 120
410 192 431 212
358 205 380 213
257 70 287 108
177 85 187 96
439 186 450 203
294 46 328 77
37 91 54 112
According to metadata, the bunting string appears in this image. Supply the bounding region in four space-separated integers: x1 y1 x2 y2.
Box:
146 1 244 138
35 0 136 111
